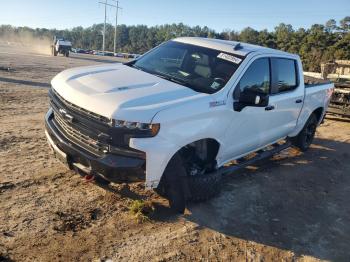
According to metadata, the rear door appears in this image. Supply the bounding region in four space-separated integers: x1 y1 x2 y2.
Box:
261 57 304 145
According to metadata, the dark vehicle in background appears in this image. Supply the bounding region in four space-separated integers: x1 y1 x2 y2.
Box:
114 53 141 59
104 52 114 57
72 48 88 54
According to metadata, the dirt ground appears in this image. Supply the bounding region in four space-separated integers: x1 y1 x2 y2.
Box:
1 45 350 262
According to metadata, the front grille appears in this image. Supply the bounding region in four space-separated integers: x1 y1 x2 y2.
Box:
49 88 111 156
54 113 109 155
48 88 144 158
50 88 111 125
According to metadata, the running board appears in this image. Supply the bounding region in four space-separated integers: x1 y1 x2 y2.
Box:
217 141 292 176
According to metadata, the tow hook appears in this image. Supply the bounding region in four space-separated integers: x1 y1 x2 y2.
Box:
84 174 95 182
72 162 94 182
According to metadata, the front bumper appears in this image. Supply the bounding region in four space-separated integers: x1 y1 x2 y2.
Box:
45 108 145 183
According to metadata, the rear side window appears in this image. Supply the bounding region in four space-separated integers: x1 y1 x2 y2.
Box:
272 58 298 93
237 58 270 95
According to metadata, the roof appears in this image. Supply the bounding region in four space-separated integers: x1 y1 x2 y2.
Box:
173 37 295 57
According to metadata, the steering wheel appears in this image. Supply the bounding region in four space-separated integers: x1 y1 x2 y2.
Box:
213 77 226 87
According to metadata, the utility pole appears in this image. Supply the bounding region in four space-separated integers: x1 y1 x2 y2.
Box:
103 0 107 55
113 1 122 54
99 0 118 55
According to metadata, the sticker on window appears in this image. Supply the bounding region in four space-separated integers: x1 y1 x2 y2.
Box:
211 81 222 89
217 53 242 64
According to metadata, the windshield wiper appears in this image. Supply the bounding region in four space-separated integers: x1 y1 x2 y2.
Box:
154 73 186 85
151 71 190 86
156 73 204 92
131 64 144 71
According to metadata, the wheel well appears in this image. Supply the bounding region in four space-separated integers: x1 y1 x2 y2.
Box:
312 107 324 122
156 138 220 191
176 138 220 171
166 138 220 173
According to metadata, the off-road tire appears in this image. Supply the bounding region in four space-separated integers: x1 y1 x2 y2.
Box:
52 46 57 56
158 154 186 213
290 113 318 151
156 153 223 211
188 171 222 202
65 51 69 57
167 180 186 213
154 179 167 198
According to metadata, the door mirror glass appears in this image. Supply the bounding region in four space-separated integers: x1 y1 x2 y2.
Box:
239 89 269 105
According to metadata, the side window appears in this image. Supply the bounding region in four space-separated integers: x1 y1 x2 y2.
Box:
272 58 298 93
237 58 270 96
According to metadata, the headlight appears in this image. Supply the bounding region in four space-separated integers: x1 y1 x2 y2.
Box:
113 120 160 137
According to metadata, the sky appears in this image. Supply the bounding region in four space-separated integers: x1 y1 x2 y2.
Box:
0 0 349 32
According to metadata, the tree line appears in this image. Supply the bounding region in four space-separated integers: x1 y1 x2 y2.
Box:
0 17 349 72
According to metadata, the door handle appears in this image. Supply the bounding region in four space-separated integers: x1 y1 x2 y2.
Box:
295 99 303 103
265 105 275 111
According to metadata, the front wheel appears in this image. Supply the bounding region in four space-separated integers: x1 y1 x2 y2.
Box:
52 47 57 56
156 154 186 213
187 171 222 202
290 113 318 151
156 153 223 213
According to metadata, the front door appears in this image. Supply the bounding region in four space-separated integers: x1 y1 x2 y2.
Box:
221 57 272 162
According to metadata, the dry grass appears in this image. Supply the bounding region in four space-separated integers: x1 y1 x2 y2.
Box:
128 200 155 223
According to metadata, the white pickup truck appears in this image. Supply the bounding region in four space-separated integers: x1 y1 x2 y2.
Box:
51 36 72 57
45 37 334 212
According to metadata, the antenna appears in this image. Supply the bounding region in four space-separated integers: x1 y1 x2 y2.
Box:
234 42 242 50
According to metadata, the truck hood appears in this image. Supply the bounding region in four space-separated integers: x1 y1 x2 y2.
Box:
51 63 208 123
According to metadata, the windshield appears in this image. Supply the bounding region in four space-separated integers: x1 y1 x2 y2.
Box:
128 41 244 94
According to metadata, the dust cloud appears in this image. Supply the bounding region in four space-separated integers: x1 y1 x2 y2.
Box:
0 31 52 55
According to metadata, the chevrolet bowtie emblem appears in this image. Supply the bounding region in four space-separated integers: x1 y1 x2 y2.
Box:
59 108 74 123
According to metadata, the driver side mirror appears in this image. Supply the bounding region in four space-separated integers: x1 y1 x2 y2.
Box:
233 89 269 112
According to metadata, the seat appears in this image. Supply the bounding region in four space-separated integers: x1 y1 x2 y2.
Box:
194 65 212 78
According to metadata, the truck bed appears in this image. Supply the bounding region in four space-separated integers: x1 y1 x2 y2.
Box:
291 79 334 137
304 75 331 88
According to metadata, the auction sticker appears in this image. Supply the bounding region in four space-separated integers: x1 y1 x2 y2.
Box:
217 53 242 64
